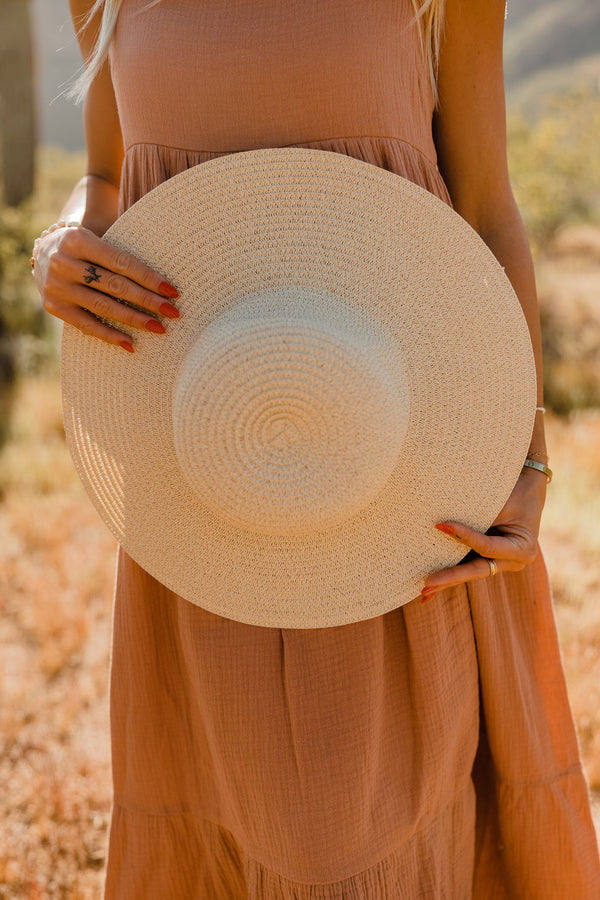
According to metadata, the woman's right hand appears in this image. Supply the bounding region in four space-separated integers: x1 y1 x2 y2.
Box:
33 223 181 353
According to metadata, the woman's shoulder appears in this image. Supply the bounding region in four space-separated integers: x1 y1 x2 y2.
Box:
68 0 104 45
68 0 100 24
68 0 106 73
68 0 99 16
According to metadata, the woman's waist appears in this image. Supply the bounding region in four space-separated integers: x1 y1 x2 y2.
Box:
120 133 439 169
117 136 452 214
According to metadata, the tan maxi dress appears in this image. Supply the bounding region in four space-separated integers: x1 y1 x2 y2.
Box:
103 1 600 897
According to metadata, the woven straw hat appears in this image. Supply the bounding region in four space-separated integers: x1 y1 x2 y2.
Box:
61 147 536 628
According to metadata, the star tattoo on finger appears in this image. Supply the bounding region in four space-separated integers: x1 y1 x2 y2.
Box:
83 265 101 285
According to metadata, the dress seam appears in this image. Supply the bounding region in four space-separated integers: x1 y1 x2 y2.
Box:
494 762 585 788
111 780 473 887
122 135 439 169
110 762 585 826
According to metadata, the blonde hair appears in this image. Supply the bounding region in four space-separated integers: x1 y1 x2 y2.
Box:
71 0 446 105
410 0 447 105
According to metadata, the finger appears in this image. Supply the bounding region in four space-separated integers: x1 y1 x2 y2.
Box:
60 256 179 321
44 297 136 351
59 226 181 306
422 556 504 593
45 280 167 335
435 521 531 564
76 283 171 333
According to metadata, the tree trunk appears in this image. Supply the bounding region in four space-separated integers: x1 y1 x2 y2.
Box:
0 0 37 207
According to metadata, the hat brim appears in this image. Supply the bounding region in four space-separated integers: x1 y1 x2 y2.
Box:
60 148 536 628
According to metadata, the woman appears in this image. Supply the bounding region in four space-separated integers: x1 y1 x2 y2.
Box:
32 0 600 896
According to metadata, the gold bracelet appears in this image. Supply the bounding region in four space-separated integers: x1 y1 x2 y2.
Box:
29 220 81 275
523 458 553 483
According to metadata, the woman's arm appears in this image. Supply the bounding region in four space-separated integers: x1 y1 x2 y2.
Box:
433 0 546 462
62 0 124 234
422 0 548 598
31 0 180 351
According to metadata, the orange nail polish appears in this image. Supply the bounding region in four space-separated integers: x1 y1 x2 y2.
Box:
159 281 179 299
120 340 134 353
159 301 180 318
435 523 455 536
145 319 166 334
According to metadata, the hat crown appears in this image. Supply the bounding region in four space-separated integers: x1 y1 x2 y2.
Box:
172 287 410 534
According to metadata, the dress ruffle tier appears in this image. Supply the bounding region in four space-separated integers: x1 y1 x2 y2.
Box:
118 136 453 214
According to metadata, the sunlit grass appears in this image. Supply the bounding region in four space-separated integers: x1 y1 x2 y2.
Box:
1 376 115 898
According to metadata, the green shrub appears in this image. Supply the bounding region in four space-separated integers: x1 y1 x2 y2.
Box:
508 87 600 251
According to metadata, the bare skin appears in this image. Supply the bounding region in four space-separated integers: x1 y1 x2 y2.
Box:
32 0 180 350
33 0 548 595
424 0 549 597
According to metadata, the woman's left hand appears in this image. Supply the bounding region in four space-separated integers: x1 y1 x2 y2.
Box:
420 466 548 601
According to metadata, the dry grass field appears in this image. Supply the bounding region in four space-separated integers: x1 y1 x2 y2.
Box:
1 376 115 899
1 369 599 898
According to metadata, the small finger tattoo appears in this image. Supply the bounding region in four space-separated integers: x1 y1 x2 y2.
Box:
83 265 101 285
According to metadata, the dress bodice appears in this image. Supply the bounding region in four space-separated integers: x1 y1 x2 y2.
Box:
108 0 451 214
110 0 437 158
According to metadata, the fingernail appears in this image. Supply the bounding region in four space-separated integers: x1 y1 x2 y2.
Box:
435 523 456 537
120 340 134 353
145 319 166 334
158 281 179 299
159 301 180 319
420 590 438 603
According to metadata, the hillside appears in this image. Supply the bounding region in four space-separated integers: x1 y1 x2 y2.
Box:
504 0 600 111
504 0 600 82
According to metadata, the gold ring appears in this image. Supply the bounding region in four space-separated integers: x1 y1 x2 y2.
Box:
487 558 498 577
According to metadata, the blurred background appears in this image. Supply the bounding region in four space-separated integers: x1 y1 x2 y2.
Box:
1 0 599 895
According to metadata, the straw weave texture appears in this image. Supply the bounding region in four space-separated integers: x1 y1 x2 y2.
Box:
60 148 536 628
